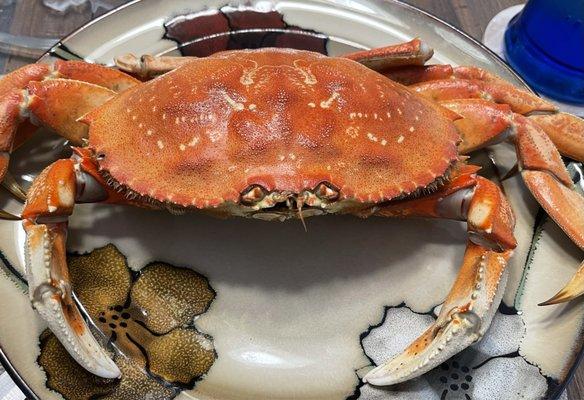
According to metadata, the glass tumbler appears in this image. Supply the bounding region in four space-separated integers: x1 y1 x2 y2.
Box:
504 0 584 104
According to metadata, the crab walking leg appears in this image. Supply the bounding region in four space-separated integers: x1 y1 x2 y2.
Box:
114 38 435 77
0 60 135 149
343 38 433 71
527 113 584 162
369 57 584 161
0 80 115 216
0 60 138 97
442 99 584 304
442 99 575 185
115 54 197 78
409 76 584 161
363 169 515 385
380 65 505 86
410 78 557 114
380 64 454 86
441 99 584 174
0 61 137 204
22 153 126 378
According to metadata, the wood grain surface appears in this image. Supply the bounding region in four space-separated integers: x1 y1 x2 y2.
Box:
0 0 580 399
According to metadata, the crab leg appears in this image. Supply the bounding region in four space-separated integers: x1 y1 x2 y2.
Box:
363 166 515 385
22 149 129 378
342 38 433 70
0 80 114 209
347 41 584 161
380 64 454 86
442 99 584 304
0 61 137 149
527 112 584 162
114 38 434 78
0 66 123 215
381 65 506 86
115 54 196 78
0 60 137 98
405 69 584 161
411 78 557 115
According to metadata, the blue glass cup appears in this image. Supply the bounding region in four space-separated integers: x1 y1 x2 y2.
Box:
504 0 584 104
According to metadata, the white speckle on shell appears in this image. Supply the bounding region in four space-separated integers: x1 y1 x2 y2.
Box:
188 136 200 147
367 132 378 142
346 127 359 139
320 92 340 109
223 93 245 111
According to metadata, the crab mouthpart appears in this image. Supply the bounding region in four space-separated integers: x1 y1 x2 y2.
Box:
249 191 326 222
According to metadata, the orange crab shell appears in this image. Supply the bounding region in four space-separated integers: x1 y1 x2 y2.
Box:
84 49 460 208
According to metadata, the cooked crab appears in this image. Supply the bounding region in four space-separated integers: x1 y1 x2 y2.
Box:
1 39 584 386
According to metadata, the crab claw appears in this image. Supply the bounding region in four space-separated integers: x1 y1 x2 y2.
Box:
24 222 120 378
367 169 515 385
22 158 120 378
365 243 511 385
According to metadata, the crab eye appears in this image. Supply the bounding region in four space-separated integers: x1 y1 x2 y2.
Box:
240 185 267 205
314 182 339 201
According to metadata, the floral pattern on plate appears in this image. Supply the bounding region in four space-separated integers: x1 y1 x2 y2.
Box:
356 306 548 400
37 244 216 399
164 8 328 57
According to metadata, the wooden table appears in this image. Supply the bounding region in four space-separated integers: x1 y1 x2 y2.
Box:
0 0 580 399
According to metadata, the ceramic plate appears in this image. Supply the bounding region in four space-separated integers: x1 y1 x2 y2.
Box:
0 0 582 399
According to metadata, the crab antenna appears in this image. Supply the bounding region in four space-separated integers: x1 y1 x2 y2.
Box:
297 197 308 232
